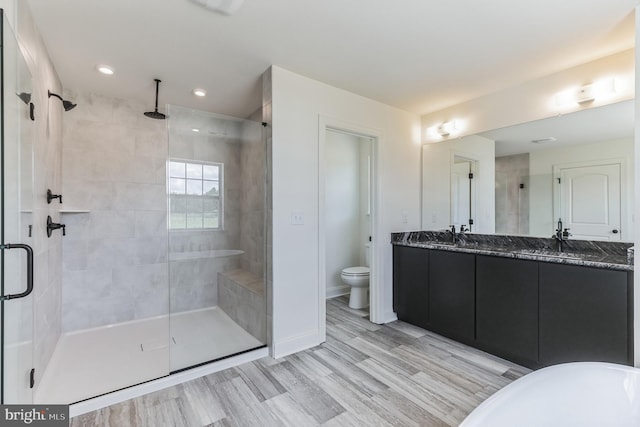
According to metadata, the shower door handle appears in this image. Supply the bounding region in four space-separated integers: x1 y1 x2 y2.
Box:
0 243 34 301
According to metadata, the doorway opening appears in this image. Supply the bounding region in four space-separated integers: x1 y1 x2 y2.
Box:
319 120 379 341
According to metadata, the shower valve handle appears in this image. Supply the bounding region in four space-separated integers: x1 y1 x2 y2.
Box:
47 189 62 204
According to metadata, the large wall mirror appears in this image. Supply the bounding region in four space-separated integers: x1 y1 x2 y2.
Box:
421 99 634 242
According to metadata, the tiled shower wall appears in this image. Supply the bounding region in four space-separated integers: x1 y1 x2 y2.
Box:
495 153 530 235
61 90 169 332
239 114 265 278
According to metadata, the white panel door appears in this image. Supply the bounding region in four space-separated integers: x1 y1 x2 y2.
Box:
559 163 621 240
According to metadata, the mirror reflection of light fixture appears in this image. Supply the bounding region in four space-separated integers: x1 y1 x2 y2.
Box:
48 90 77 112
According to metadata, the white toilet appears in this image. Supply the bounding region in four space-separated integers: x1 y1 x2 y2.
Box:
341 244 370 309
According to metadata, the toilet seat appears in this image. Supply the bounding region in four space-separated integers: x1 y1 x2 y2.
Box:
342 266 369 276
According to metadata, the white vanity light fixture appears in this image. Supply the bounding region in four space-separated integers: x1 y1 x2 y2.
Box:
555 78 617 107
426 120 462 140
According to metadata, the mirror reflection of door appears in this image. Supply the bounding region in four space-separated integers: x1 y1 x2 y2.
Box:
451 156 476 232
558 162 621 241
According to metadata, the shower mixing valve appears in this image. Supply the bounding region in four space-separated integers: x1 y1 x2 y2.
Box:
46 215 66 238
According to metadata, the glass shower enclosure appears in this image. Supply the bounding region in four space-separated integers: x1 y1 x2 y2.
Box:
167 105 267 372
0 9 35 404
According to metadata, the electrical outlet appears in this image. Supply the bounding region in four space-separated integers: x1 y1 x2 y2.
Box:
401 211 408 224
431 213 437 223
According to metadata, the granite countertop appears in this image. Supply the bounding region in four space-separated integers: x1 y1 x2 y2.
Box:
392 231 634 272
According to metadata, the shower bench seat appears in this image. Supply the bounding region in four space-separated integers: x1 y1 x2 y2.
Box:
218 269 266 343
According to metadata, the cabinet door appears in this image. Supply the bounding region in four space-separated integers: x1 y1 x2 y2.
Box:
476 255 538 366
393 245 429 329
429 250 475 343
539 263 630 366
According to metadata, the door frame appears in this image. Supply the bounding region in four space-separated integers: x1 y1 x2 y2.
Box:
450 152 479 232
552 157 628 240
318 116 382 341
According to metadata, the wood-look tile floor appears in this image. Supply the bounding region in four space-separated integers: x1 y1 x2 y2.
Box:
71 296 530 426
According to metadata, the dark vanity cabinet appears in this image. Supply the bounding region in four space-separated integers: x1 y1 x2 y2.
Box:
539 263 632 366
429 250 475 344
476 256 539 366
392 245 429 329
393 245 633 369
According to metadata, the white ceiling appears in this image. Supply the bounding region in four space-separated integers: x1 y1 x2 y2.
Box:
26 0 637 119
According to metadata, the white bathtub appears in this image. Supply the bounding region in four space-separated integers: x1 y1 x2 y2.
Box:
460 362 640 427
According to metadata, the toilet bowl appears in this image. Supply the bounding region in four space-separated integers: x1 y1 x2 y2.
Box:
341 266 370 309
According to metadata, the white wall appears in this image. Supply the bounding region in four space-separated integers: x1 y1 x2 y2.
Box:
422 134 495 233
325 130 361 298
271 66 420 357
529 138 634 239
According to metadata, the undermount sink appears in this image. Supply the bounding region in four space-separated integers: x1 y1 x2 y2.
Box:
428 242 456 248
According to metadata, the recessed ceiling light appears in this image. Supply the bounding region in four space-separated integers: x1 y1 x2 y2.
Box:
192 128 200 133
193 88 207 97
96 64 114 75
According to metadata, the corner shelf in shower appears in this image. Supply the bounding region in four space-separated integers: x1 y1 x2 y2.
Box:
58 209 90 214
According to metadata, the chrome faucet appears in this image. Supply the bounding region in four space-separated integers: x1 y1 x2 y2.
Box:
459 224 469 233
553 219 571 251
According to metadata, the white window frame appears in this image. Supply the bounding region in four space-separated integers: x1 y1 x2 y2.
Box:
168 159 224 231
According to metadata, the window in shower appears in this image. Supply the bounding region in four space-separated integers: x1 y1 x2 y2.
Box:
169 159 224 230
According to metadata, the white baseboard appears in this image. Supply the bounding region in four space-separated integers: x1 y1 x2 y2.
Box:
271 330 323 359
70 347 269 418
326 285 350 299
383 311 398 324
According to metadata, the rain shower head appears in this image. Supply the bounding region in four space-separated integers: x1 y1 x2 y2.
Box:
144 79 166 120
48 90 77 111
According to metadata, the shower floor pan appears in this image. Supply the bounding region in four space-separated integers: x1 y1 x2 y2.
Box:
35 306 263 404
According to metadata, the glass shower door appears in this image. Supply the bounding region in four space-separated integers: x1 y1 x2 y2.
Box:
167 106 267 372
0 10 35 404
